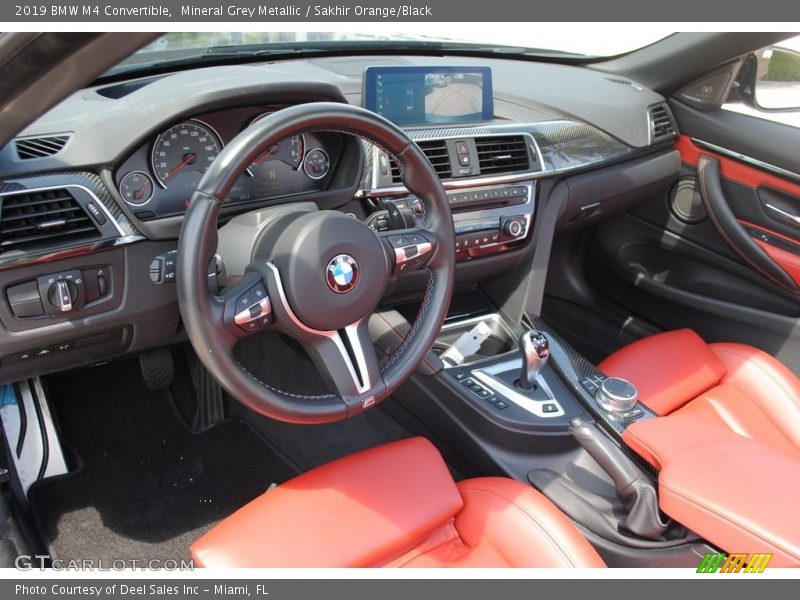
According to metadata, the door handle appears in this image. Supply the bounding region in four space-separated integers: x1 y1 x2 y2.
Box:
698 155 799 292
764 203 800 229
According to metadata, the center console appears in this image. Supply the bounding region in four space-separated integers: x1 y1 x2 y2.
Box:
430 311 652 436
375 301 711 566
446 329 571 422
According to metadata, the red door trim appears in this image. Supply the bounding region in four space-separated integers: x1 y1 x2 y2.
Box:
739 218 800 247
675 135 800 198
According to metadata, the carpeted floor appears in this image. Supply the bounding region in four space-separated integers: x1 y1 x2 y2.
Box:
29 358 295 562
232 332 413 471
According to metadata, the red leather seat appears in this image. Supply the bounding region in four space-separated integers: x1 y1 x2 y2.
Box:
599 328 800 460
190 437 605 568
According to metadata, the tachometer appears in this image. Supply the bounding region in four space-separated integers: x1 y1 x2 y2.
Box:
151 120 221 188
246 113 304 183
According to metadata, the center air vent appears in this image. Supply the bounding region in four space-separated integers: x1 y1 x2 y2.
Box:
391 139 452 183
14 134 71 160
475 136 531 175
648 104 678 142
0 188 100 253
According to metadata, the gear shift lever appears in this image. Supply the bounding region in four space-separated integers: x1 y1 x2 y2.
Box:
519 330 549 389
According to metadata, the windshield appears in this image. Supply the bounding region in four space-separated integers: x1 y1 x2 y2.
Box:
114 30 674 74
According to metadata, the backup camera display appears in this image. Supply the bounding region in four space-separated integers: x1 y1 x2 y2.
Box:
363 66 493 126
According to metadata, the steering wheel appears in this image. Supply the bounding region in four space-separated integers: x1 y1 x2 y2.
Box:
177 103 456 424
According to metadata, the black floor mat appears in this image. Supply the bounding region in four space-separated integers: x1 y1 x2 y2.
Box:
232 332 413 471
29 358 295 563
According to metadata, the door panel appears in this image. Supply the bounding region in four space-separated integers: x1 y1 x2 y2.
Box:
670 100 800 176
586 98 800 374
696 152 800 292
752 233 800 287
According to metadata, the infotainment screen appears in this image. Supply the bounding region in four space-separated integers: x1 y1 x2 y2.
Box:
363 66 493 126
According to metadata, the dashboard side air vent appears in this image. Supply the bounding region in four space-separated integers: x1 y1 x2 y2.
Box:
475 135 531 175
14 134 71 160
648 103 678 142
391 139 452 183
0 188 100 253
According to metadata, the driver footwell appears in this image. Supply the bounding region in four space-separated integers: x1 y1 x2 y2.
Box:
28 358 296 563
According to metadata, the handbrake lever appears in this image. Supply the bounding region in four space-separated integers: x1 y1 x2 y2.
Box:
569 417 671 540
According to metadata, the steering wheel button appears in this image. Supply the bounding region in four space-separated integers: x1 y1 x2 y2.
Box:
404 245 419 258
251 283 267 299
405 233 428 245
388 235 411 247
237 294 252 311
249 304 262 318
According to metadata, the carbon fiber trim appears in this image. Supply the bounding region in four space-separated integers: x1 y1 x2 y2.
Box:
359 139 377 190
528 120 632 171
526 314 657 438
0 171 145 271
360 119 631 195
0 171 139 237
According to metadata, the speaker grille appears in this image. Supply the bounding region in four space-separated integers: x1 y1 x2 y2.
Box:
670 178 706 223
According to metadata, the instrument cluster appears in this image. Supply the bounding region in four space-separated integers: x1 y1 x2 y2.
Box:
114 106 343 220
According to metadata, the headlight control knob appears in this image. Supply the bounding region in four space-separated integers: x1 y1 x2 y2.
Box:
48 279 78 313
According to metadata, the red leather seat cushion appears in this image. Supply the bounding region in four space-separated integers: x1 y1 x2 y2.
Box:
190 437 604 568
598 329 726 415
191 437 462 568
386 478 605 567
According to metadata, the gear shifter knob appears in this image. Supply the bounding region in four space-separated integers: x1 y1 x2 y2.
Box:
519 330 549 389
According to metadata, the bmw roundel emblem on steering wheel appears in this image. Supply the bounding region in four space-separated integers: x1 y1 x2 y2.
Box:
326 254 360 293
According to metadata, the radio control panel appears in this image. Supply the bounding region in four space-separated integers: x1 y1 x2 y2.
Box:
367 181 535 260
451 182 534 257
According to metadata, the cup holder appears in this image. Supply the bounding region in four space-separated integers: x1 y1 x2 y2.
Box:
434 313 518 366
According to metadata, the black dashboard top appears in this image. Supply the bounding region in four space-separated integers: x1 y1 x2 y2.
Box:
0 53 675 240
1 54 666 178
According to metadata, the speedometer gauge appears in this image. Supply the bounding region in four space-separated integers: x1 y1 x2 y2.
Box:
151 120 221 188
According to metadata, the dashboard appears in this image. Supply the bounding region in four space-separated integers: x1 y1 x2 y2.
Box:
0 53 682 384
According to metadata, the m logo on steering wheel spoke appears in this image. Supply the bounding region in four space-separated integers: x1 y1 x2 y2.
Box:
326 254 360 294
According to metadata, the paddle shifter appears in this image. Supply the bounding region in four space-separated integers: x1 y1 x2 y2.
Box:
518 330 549 390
